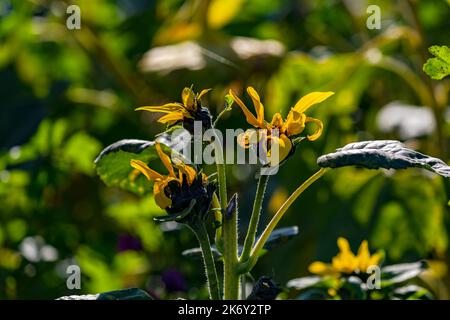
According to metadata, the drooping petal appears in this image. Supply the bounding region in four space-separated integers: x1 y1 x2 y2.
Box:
153 179 175 209
157 111 186 124
293 91 334 114
305 117 323 141
130 159 164 181
156 143 175 177
136 103 185 113
176 163 197 185
247 86 265 127
182 87 196 110
229 89 261 128
283 110 306 136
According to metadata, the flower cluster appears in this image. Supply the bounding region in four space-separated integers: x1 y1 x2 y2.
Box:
309 237 383 276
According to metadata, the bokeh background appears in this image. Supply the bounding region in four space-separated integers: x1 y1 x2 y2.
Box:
0 0 449 299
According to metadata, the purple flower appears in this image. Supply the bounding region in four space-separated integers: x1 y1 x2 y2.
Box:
117 234 143 252
161 268 187 293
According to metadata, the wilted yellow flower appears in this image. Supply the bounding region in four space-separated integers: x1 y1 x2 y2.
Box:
136 87 212 128
130 143 198 210
229 87 333 165
309 237 383 276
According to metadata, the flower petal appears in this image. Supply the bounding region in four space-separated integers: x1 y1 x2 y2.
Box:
229 89 261 128
130 159 164 181
135 103 185 113
153 179 173 209
283 110 306 136
157 111 186 124
293 91 334 114
197 88 212 100
176 163 197 185
267 134 292 165
182 87 196 110
305 117 323 141
309 261 332 275
156 143 175 177
247 86 265 126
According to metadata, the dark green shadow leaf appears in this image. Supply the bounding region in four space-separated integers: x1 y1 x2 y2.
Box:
317 140 450 177
261 226 299 250
97 288 154 300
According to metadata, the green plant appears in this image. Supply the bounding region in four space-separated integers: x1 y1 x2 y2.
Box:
92 87 449 300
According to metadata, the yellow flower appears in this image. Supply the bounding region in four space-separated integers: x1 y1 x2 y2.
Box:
136 87 212 128
229 87 334 165
309 237 383 276
130 143 197 210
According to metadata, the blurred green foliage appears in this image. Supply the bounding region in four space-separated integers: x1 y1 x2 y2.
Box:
0 0 449 299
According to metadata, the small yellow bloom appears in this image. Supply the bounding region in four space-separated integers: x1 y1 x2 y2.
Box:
309 237 383 276
130 143 198 210
229 87 333 165
136 87 211 126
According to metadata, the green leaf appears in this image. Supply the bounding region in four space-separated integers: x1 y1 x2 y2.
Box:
94 139 167 195
423 45 450 80
97 288 153 300
317 140 450 177
182 246 223 261
381 261 428 287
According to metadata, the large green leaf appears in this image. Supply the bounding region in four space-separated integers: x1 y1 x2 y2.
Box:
94 139 168 195
423 45 450 80
317 140 450 177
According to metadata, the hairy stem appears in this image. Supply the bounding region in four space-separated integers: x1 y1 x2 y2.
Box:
240 174 269 262
239 168 328 274
189 221 221 300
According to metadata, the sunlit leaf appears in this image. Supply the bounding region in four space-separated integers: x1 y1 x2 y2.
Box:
423 45 450 80
94 139 172 195
317 140 450 177
57 288 153 300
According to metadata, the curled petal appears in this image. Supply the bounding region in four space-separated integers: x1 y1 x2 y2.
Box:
293 91 334 114
130 159 163 181
283 110 306 136
270 112 284 128
247 86 265 126
305 117 323 141
156 143 175 177
267 134 292 165
229 89 261 128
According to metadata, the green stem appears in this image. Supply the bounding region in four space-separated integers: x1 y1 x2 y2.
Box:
239 168 328 274
212 193 223 251
212 130 239 299
189 221 221 300
240 174 269 262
